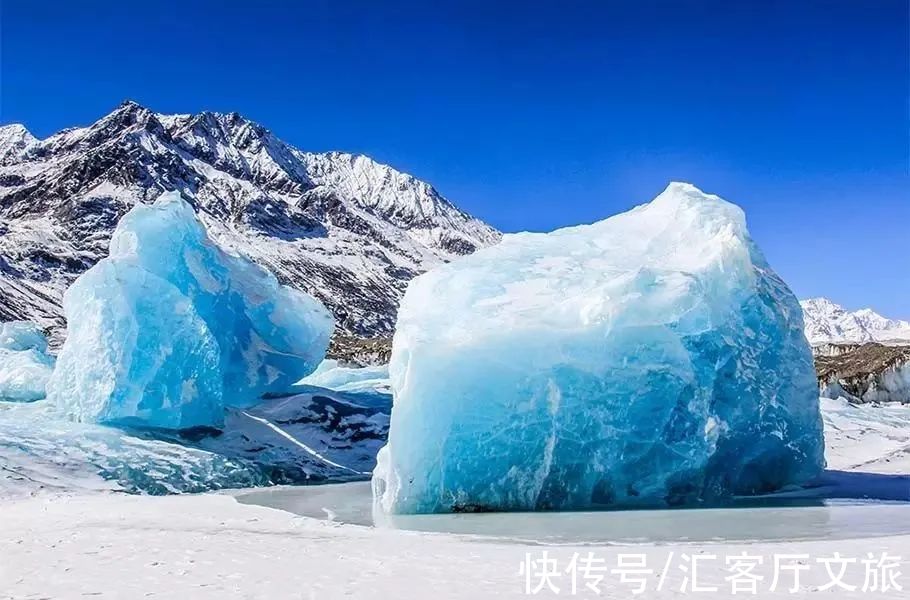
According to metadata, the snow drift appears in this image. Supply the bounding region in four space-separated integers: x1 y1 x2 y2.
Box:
373 182 824 514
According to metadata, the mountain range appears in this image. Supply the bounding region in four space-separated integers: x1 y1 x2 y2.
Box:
800 298 910 345
0 101 500 348
3 103 906 360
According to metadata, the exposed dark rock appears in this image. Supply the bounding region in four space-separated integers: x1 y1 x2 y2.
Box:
327 335 393 366
815 342 910 404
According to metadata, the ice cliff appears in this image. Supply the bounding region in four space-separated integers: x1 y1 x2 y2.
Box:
46 192 333 429
373 182 824 514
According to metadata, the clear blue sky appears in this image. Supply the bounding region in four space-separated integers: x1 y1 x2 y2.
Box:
2 1 908 316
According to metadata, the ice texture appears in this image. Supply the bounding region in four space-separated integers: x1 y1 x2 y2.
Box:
0 321 55 402
373 182 824 514
0 384 390 498
0 401 269 497
1 321 50 353
298 359 391 394
47 192 333 429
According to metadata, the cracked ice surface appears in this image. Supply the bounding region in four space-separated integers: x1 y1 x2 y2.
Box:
374 182 824 514
47 193 333 429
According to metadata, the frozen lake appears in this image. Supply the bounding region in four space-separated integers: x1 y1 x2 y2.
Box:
236 474 910 545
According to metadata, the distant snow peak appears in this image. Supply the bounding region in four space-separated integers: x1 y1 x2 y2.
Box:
801 297 910 345
0 124 38 165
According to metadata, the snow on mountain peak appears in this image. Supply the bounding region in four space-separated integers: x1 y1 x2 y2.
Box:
801 297 910 345
0 101 501 344
0 124 38 164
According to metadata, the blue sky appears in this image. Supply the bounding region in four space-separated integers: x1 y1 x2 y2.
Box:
2 1 908 316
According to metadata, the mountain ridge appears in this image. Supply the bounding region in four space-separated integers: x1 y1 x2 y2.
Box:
801 297 910 345
0 101 500 349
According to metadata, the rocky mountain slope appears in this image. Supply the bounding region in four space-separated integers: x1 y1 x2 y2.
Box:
815 343 910 404
0 101 500 349
801 299 910 403
801 298 910 345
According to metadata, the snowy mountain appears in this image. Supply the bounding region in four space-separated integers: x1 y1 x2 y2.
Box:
801 298 910 345
0 101 500 346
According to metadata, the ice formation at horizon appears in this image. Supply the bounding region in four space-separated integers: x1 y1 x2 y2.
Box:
47 192 334 429
0 321 55 402
373 182 825 514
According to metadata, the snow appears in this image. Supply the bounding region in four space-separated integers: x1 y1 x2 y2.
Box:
0 401 268 497
0 388 907 598
0 321 55 402
0 102 501 346
0 123 37 164
375 182 823 514
1 487 908 599
298 151 498 251
822 363 910 405
802 297 910 345
0 384 390 498
46 192 333 429
822 397 910 473
298 359 391 394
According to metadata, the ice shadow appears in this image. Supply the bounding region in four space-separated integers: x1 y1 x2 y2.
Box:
806 470 910 502
738 470 910 507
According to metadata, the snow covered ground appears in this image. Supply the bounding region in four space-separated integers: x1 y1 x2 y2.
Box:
2 489 908 598
822 397 910 473
1 397 908 599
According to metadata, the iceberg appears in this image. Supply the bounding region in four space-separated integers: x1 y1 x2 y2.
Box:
47 192 334 430
373 183 824 514
0 321 55 402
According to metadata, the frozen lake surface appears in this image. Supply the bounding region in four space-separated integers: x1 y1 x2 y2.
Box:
237 474 910 545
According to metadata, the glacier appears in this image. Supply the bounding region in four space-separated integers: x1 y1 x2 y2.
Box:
0 321 55 402
373 182 825 514
46 192 334 430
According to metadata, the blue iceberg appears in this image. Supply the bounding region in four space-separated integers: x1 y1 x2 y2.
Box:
47 192 333 430
373 183 824 514
0 321 55 402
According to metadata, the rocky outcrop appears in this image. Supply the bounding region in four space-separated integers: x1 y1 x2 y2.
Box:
327 335 392 367
815 343 910 404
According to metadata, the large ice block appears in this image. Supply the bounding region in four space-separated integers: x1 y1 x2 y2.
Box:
47 192 333 429
0 321 55 402
373 182 824 514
